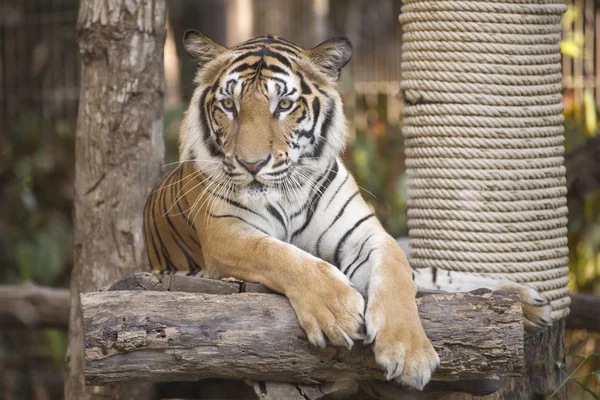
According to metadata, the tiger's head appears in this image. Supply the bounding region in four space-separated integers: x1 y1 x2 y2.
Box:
180 32 352 204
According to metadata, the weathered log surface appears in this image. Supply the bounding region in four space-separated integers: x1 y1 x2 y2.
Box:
0 283 70 329
442 320 566 400
82 277 524 386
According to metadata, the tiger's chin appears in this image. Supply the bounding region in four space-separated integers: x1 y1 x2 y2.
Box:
238 180 281 206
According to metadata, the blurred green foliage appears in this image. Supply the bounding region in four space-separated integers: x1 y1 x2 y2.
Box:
343 91 408 238
0 115 74 286
0 114 74 399
561 4 600 297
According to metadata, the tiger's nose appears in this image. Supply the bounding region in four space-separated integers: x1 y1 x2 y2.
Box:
236 155 270 175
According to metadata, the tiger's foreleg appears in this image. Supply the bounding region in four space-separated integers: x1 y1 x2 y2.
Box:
198 220 365 349
342 230 439 390
413 267 553 332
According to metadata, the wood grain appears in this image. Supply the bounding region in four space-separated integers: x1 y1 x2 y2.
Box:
82 284 524 386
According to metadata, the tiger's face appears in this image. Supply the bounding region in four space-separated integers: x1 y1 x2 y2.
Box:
180 32 352 203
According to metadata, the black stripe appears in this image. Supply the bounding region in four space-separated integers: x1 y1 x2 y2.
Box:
237 36 271 46
230 50 263 65
342 234 372 274
273 36 302 49
209 213 269 235
432 267 438 284
349 249 374 279
146 194 163 269
198 89 222 157
232 48 294 69
264 64 289 75
271 159 287 169
291 161 339 240
334 214 376 268
149 173 175 269
153 171 179 272
168 230 201 275
172 167 201 227
295 108 307 124
236 37 264 45
210 67 230 92
173 167 195 228
312 97 334 157
225 78 237 94
206 188 270 224
313 83 327 95
230 62 259 74
264 168 289 177
144 176 165 269
325 171 350 209
316 190 359 258
264 50 293 69
270 45 301 55
160 247 178 273
238 36 301 51
291 167 330 218
297 97 321 142
267 204 287 239
163 169 203 253
297 72 312 95
269 77 289 94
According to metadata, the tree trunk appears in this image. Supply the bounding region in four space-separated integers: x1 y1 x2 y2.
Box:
64 1 166 399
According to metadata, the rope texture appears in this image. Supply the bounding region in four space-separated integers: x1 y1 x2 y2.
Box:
400 0 570 320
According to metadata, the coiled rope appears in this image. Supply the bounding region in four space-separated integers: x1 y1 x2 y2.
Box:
399 0 570 320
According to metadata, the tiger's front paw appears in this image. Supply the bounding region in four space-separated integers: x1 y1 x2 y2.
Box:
288 262 365 350
498 283 553 332
365 297 439 391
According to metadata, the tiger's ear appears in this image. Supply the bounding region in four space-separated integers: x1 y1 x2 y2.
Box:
306 37 352 81
183 30 227 68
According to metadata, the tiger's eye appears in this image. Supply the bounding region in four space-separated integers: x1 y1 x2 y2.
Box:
222 99 235 110
278 99 292 110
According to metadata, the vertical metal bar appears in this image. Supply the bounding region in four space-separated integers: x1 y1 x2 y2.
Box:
53 0 63 132
68 4 79 131
0 7 5 136
584 0 594 107
596 7 600 109
574 0 584 110
562 0 573 98
6 0 18 129
38 0 48 136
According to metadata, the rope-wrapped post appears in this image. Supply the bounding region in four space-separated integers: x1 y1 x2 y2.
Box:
399 0 570 321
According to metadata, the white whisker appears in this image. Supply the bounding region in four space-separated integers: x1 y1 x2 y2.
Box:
165 164 220 216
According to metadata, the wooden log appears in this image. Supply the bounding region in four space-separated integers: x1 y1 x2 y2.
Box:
82 282 524 386
565 293 600 332
0 283 69 329
102 273 517 396
441 320 566 400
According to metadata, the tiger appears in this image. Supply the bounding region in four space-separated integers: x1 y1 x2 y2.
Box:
143 31 553 390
